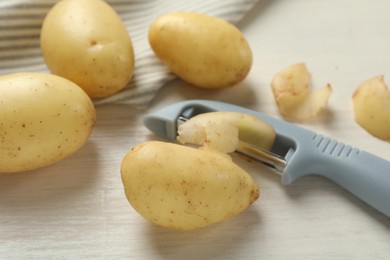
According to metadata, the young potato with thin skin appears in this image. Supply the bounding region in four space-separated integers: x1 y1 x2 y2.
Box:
121 141 259 231
353 75 390 140
0 73 96 173
271 63 332 121
177 111 276 153
40 0 134 99
149 12 252 89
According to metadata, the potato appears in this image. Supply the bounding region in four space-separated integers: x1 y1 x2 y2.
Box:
177 111 276 153
148 12 252 89
121 141 259 231
40 0 134 99
271 63 332 121
0 73 96 173
352 75 390 140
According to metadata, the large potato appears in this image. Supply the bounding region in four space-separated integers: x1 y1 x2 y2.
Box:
40 0 134 99
121 141 259 231
0 73 96 173
149 12 252 89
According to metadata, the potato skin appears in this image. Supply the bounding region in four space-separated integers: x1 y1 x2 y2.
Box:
148 12 252 89
121 141 259 231
0 73 96 173
352 75 390 140
40 0 134 99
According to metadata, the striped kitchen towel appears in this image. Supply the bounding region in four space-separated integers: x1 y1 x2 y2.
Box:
0 0 260 107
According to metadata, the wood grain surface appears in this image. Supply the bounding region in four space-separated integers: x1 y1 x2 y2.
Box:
1 0 390 259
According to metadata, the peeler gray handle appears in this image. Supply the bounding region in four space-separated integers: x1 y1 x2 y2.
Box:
283 134 390 217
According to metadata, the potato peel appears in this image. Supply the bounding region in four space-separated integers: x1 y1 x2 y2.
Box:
271 63 311 96
177 111 276 153
352 75 390 140
276 84 332 122
271 63 332 121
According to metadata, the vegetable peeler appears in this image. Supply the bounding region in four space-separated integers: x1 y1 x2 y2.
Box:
144 99 390 217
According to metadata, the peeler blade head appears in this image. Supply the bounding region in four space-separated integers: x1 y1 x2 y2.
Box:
144 100 292 174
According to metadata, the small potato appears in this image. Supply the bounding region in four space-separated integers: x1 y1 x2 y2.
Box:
0 73 96 173
121 141 259 231
149 12 252 89
40 0 134 99
352 75 390 140
271 63 332 121
177 111 276 153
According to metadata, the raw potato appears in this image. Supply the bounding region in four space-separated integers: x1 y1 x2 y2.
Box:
121 141 259 231
40 0 134 99
271 63 332 121
177 111 276 153
0 73 96 173
149 12 252 89
352 75 390 140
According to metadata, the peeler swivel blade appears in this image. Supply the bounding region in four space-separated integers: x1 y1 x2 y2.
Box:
144 99 390 217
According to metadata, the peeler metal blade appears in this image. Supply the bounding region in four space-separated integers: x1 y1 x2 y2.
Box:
144 99 390 217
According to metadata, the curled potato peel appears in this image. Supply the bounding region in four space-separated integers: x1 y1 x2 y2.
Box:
275 84 332 122
353 75 390 140
271 63 312 97
271 63 332 121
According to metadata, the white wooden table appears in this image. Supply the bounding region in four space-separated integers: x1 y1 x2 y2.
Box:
1 0 390 259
